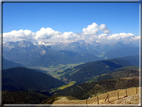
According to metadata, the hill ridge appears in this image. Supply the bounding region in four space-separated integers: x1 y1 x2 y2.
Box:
60 55 139 84
49 86 140 104
3 67 65 92
55 77 139 100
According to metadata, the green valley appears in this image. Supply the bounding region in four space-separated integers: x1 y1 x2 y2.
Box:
30 62 84 80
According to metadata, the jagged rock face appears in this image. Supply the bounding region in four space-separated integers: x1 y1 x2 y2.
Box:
3 40 52 65
3 40 138 56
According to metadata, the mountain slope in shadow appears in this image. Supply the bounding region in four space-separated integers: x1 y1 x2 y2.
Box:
3 67 65 92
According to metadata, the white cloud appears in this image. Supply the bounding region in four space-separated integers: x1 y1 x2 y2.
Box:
63 32 79 40
107 33 136 40
3 22 139 44
3 29 35 43
82 23 99 35
63 32 73 38
35 27 60 40
98 34 108 39
3 30 33 38
130 35 140 40
99 24 111 34
86 35 98 41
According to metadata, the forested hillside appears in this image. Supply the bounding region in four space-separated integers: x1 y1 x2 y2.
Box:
3 67 65 92
55 77 139 100
60 55 139 84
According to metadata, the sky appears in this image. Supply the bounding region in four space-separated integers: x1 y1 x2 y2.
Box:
2 2 140 44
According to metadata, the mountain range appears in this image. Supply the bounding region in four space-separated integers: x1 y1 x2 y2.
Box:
49 40 139 59
3 40 139 67
3 40 102 67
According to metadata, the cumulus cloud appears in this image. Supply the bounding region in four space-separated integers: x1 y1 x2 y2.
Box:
62 32 77 40
3 22 139 44
107 33 136 40
3 29 34 38
130 35 140 40
35 27 60 40
98 34 108 39
3 29 35 43
99 24 111 34
82 23 99 35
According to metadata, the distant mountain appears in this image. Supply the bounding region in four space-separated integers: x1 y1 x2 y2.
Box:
3 40 101 67
60 55 139 84
3 67 65 92
49 41 139 59
3 40 52 64
105 47 139 59
50 40 101 55
27 50 101 67
3 57 24 69
3 40 139 68
55 77 139 100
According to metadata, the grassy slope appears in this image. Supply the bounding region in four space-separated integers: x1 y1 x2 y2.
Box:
49 87 140 104
55 77 139 100
58 81 76 90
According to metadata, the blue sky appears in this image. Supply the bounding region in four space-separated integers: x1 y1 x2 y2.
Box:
3 2 140 44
